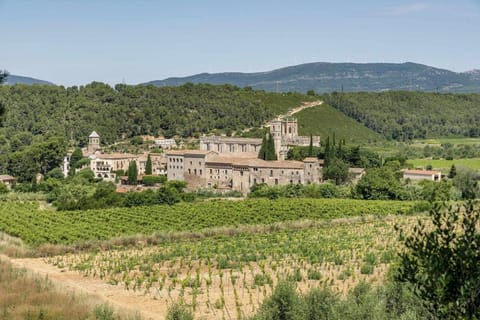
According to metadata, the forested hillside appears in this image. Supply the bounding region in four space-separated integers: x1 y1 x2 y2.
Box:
322 92 480 140
0 82 313 145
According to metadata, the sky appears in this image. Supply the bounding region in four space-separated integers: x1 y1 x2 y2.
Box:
1 0 480 86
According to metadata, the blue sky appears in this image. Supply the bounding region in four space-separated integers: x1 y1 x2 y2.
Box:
1 0 479 86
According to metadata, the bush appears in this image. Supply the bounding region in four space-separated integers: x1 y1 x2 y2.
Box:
166 302 193 320
142 175 166 186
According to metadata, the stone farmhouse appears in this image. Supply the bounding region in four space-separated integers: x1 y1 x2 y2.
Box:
166 150 323 193
0 175 15 190
200 116 320 160
402 169 442 182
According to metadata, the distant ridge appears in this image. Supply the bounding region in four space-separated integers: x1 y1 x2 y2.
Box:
4 74 54 85
144 62 480 93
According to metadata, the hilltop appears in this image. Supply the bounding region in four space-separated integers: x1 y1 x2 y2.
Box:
144 62 480 93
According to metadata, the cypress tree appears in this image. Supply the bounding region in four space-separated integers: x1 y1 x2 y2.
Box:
448 164 457 179
266 133 277 160
308 134 313 157
127 161 138 185
324 136 331 167
258 134 268 160
258 133 277 160
145 154 152 175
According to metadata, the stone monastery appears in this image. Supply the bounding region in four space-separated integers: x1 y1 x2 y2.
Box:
69 116 324 193
168 117 323 193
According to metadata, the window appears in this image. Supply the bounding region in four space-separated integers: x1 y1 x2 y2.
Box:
210 169 212 174
275 179 278 185
200 169 202 175
194 169 197 175
270 170 273 177
188 169 191 174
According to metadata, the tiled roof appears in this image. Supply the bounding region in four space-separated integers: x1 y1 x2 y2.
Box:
0 175 15 181
94 153 138 160
403 169 441 175
166 150 217 156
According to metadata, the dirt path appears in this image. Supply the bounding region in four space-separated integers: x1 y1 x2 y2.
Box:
285 100 323 117
7 256 166 320
240 100 323 134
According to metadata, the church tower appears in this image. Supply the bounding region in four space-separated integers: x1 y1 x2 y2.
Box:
87 131 100 154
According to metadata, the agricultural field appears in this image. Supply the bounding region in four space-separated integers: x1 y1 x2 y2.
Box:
408 157 480 172
295 103 384 144
0 198 415 247
0 197 423 319
35 214 417 319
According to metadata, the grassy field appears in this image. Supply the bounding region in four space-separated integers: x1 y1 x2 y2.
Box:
413 137 480 145
408 158 480 172
295 103 384 144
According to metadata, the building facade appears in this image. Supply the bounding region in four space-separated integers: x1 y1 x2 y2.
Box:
166 150 323 193
199 116 320 160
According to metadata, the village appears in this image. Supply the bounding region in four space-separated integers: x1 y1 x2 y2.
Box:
24 115 441 196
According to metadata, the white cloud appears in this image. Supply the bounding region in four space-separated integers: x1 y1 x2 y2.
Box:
382 2 431 15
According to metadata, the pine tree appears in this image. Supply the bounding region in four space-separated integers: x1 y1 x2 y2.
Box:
145 154 152 175
127 161 138 185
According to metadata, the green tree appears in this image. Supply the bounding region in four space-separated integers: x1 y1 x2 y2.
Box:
396 202 480 319
0 70 8 84
453 167 479 200
448 164 457 179
258 133 277 161
70 147 83 169
145 154 152 175
355 166 406 200
322 157 349 185
127 161 138 185
307 134 313 157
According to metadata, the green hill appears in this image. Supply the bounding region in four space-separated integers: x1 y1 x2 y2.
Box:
322 91 480 140
295 103 384 144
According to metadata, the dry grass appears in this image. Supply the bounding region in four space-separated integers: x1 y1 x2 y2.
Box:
0 256 93 320
0 256 143 320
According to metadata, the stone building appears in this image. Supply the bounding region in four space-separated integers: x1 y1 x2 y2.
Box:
403 169 442 182
166 150 323 193
199 116 320 160
90 153 139 180
87 131 101 154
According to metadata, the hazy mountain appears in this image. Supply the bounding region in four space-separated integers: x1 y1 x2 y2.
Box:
3 74 54 85
144 62 480 93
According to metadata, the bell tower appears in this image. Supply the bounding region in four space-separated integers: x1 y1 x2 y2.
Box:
88 131 100 154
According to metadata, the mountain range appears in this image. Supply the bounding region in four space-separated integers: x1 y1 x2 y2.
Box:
145 62 480 93
3 74 54 85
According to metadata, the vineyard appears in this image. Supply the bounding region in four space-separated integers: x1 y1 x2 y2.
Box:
44 215 418 319
0 199 416 246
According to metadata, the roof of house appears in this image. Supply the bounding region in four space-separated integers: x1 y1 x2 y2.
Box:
94 153 138 160
403 169 441 176
166 150 218 156
200 136 262 144
206 155 304 169
303 157 322 163
89 131 100 138
0 175 15 181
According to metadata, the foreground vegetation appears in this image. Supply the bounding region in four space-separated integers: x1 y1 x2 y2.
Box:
0 257 140 320
0 198 414 246
47 214 413 319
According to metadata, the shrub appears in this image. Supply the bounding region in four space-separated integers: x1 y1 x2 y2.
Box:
166 302 193 320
